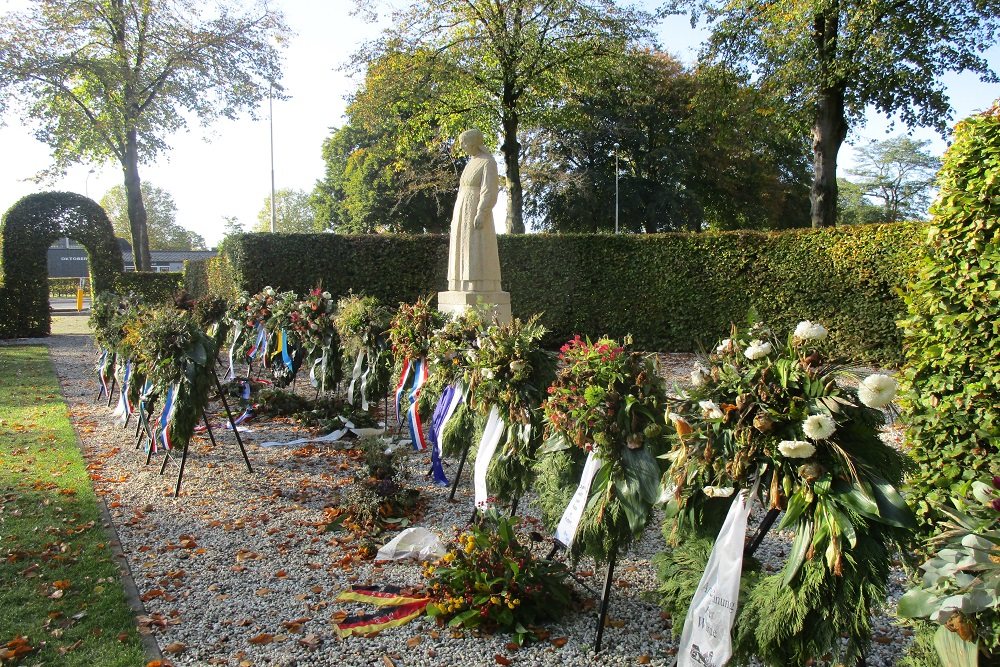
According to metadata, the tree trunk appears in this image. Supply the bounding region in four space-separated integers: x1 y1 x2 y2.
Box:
501 113 525 234
123 128 151 271
809 5 848 228
810 88 848 227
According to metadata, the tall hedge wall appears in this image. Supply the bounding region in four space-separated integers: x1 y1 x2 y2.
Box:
113 272 183 304
184 259 210 299
217 225 920 363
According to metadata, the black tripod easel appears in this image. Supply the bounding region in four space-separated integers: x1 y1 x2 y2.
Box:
140 369 253 497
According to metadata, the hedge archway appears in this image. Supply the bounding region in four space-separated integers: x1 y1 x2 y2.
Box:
0 191 123 338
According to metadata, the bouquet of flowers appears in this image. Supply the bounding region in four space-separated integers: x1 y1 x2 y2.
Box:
388 296 446 364
462 315 557 502
424 511 572 646
537 335 668 562
335 293 393 410
257 288 300 387
291 288 342 392
655 319 915 666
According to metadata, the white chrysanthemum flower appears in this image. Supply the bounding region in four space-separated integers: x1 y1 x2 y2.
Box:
703 485 735 498
793 320 828 342
858 374 898 408
744 340 773 360
264 287 275 296
778 439 816 458
322 291 332 300
802 414 836 440
690 364 710 388
716 338 734 354
699 400 724 420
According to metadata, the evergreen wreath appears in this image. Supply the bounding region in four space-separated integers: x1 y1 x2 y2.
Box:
291 287 343 393
123 306 217 451
463 315 556 501
418 307 488 458
537 335 669 562
334 293 393 408
654 319 916 666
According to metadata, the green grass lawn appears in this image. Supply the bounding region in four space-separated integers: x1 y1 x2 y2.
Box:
0 345 148 666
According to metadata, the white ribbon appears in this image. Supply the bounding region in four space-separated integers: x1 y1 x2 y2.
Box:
678 481 759 667
347 349 366 407
473 405 505 509
226 321 243 381
554 450 603 548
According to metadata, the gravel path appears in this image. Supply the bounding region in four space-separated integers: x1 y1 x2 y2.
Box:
33 333 911 667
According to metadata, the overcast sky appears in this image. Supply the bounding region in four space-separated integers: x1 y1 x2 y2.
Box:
0 1 997 247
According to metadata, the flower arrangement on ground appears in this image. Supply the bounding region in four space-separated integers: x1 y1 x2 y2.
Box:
537 335 669 562
464 315 556 503
335 293 394 410
654 320 915 666
424 511 572 645
321 437 421 546
291 288 342 393
899 476 1000 664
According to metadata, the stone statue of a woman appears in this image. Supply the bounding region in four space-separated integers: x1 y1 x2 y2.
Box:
439 129 511 321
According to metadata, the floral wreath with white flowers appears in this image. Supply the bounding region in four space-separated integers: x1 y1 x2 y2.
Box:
657 318 916 665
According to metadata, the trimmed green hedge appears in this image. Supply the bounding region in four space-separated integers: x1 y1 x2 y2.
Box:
901 104 1000 531
184 259 210 298
113 272 183 305
1 191 123 338
219 225 921 364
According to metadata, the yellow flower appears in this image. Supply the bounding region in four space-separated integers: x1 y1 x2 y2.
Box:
443 552 456 563
490 596 500 605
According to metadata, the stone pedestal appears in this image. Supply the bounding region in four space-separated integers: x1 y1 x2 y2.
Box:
437 289 511 324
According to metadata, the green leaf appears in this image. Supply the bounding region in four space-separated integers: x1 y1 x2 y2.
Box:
831 479 881 520
621 446 662 505
777 490 809 530
537 432 571 455
933 625 979 667
782 519 812 586
897 589 939 619
868 474 918 529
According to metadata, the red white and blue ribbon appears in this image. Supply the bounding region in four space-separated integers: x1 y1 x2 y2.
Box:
247 322 268 362
153 383 180 453
405 358 430 452
393 358 412 425
427 381 464 486
113 360 134 423
137 379 154 438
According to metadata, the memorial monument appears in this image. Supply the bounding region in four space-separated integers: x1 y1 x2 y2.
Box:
438 128 512 323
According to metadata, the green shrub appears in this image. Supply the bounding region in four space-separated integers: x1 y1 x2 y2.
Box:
0 191 123 338
183 259 210 298
220 224 919 364
900 103 1000 530
113 272 183 304
205 251 238 304
47 277 87 298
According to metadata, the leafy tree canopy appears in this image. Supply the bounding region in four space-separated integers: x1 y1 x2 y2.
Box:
672 0 999 226
0 0 288 269
100 183 206 250
527 50 811 232
254 188 319 233
846 136 941 223
313 49 470 234
351 0 654 233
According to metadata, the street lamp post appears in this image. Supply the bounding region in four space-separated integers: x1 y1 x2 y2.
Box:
269 84 276 233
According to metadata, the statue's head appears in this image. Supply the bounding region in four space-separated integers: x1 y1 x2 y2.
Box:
459 128 485 154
